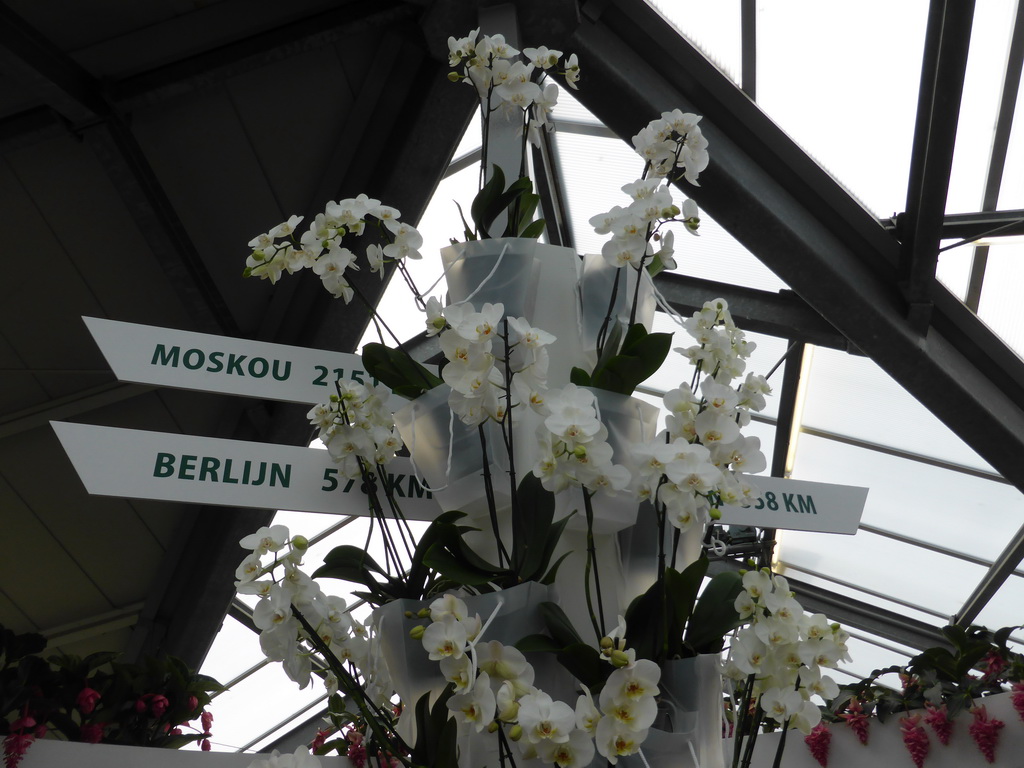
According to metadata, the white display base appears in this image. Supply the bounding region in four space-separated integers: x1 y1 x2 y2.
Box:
722 692 1023 768
19 740 352 768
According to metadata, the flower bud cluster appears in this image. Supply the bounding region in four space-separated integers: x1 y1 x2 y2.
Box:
532 383 631 497
234 525 390 703
438 301 554 427
419 594 660 767
306 380 402 478
723 569 850 735
244 195 422 299
447 29 579 148
632 299 769 533
590 178 698 272
632 109 709 185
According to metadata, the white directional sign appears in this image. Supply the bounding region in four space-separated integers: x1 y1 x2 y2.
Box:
52 421 438 520
719 476 868 534
83 316 394 406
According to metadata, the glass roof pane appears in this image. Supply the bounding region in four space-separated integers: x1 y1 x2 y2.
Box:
645 1 741 86
800 345 997 472
554 131 788 293
946 0 1018 215
783 566 947 626
838 633 915 680
978 240 1024 358
205 661 323 752
777 525 987 619
997 67 1024 209
935 239 972 301
199 613 265 688
975 572 1024 631
756 2 928 217
790 433 1021 564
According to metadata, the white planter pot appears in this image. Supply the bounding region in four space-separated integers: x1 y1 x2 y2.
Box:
18 739 352 767
441 238 585 387
371 583 565 757
618 503 705 601
392 386 509 516
579 254 657 367
620 655 726 768
553 389 659 534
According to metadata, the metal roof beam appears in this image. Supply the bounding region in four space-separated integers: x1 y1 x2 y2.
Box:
560 0 1024 490
654 273 850 350
898 0 976 329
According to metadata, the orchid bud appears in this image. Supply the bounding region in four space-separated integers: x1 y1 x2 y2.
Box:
487 721 500 733
417 608 431 618
610 649 631 668
448 72 461 82
409 625 426 640
709 507 722 521
509 725 523 742
599 636 614 651
291 535 309 551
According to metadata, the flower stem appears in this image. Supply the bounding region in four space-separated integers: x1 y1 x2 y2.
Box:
479 424 510 568
582 491 607 640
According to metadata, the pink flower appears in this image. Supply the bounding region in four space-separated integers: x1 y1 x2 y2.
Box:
347 740 367 768
148 694 170 718
900 714 929 768
310 728 332 752
76 687 101 715
804 722 831 767
200 739 211 752
187 695 199 711
923 702 953 746
201 710 214 734
79 723 105 744
980 651 1007 681
839 699 870 745
135 698 148 714
1012 682 1024 724
968 705 1004 763
3 731 35 768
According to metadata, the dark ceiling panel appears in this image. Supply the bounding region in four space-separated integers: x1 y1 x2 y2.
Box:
225 46 356 217
0 471 114 629
130 90 282 334
0 147 108 378
8 134 194 329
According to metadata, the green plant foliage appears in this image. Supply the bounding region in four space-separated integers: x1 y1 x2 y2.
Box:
624 556 744 663
467 166 546 240
0 623 221 751
315 478 570 605
362 343 442 399
829 623 1024 724
571 323 673 396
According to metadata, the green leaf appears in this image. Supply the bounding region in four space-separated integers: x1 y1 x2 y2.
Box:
556 643 607 691
453 201 476 241
361 343 442 398
624 579 664 662
540 548 572 586
513 474 557 577
590 325 673 396
515 634 564 653
539 602 585 648
471 166 506 239
520 218 547 239
685 570 744 653
421 546 497 587
569 366 592 387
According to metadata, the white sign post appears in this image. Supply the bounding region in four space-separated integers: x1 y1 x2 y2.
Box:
83 316 396 405
52 421 438 521
718 476 868 535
